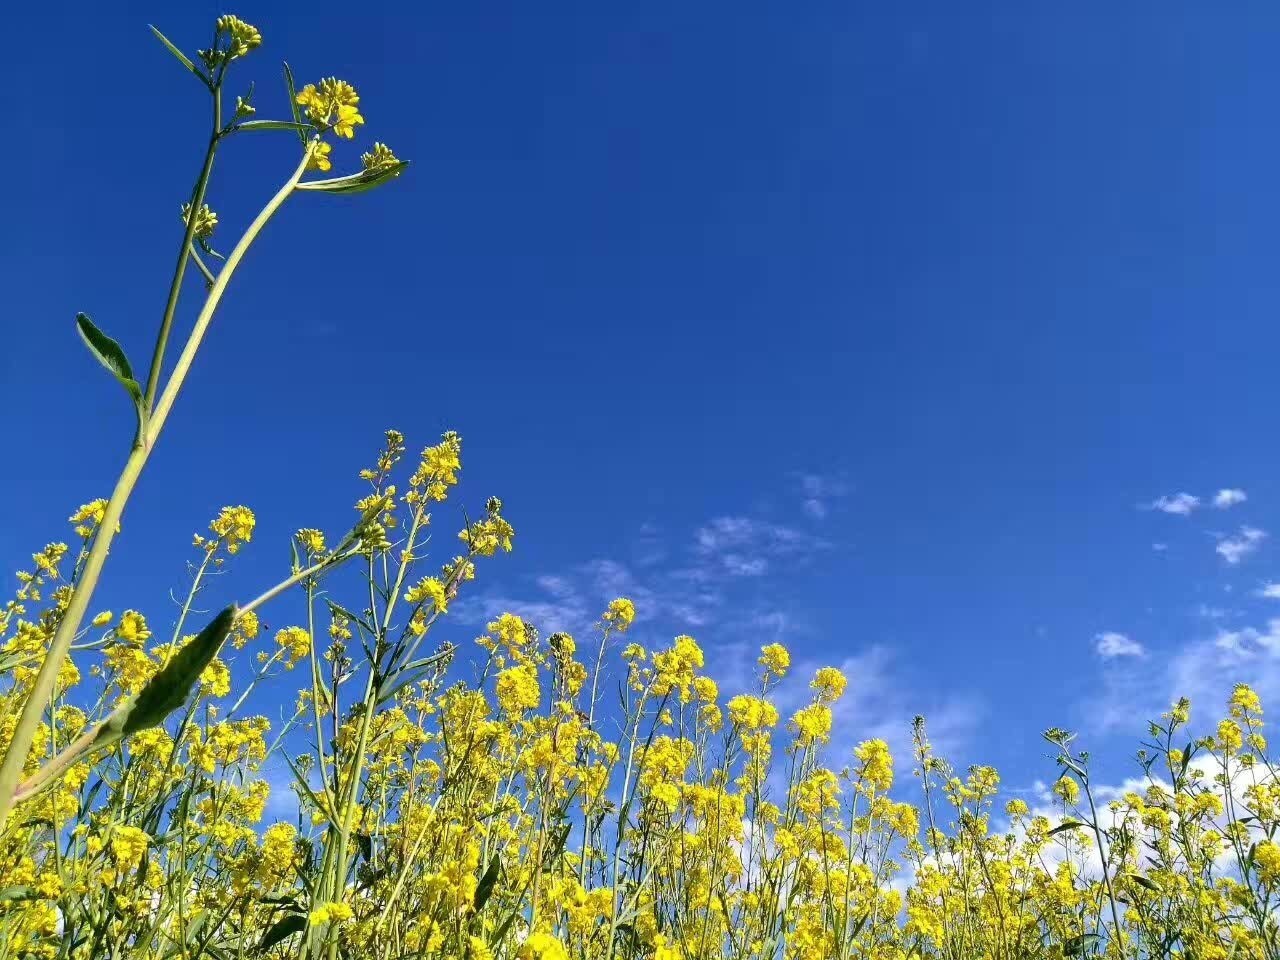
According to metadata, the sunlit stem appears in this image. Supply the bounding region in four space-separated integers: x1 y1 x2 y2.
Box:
0 146 315 830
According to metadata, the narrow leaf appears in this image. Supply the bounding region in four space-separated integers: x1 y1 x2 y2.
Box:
259 913 307 952
473 855 502 913
282 62 309 146
75 312 146 434
231 119 314 135
294 161 410 195
96 607 236 747
1123 872 1161 893
0 886 36 903
149 26 207 85
1064 932 1101 956
1047 819 1087 837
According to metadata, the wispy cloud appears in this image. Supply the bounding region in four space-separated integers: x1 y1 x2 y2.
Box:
1214 488 1248 509
1258 582 1280 599
692 516 827 578
1146 492 1200 515
1095 631 1145 659
794 473 850 520
1216 526 1266 565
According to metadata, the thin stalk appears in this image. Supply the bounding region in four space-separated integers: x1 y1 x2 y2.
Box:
0 146 313 829
144 83 223 409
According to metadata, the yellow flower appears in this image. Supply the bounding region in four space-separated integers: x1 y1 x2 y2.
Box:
181 202 218 240
116 610 151 644
210 505 256 553
727 695 779 731
759 642 790 678
811 666 847 703
200 657 231 697
297 78 365 139
1256 841 1280 886
108 826 150 869
517 931 568 960
361 142 400 173
1052 775 1080 806
91 610 113 627
296 528 326 555
854 738 894 792
309 901 353 926
69 499 108 538
405 576 449 614
495 664 540 715
308 139 333 172
276 626 311 666
603 597 636 631
216 14 262 56
790 703 832 746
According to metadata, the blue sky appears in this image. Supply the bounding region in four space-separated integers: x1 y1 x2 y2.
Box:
7 3 1280 792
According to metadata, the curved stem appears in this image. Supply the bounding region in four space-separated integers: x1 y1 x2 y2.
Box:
0 149 312 831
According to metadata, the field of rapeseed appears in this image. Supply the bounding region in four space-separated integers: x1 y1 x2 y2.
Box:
3 13 1280 960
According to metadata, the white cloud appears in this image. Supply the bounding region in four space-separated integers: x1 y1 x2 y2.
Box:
1089 615 1280 732
795 473 850 520
1152 542 1168 552
692 515 826 579
1095 631 1145 659
1216 526 1266 565
1147 493 1199 515
1259 582 1280 599
1214 488 1248 509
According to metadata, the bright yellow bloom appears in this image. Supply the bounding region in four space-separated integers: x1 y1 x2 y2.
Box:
1256 841 1280 886
116 609 150 644
91 610 113 627
297 78 365 138
276 626 311 666
811 666 847 703
603 597 636 630
790 703 832 746
854 738 893 791
309 901 353 926
296 528 326 554
109 826 150 869
517 931 568 960
759 642 790 678
308 139 333 172
209 505 256 554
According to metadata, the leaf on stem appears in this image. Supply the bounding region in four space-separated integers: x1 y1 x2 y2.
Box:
75 313 147 438
149 26 208 86
78 606 237 763
281 62 309 146
294 162 410 196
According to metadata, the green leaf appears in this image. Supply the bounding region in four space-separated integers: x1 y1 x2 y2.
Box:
231 119 314 135
473 855 501 913
76 313 146 436
149 26 207 85
259 913 307 952
97 607 237 746
0 886 36 903
281 62 309 146
294 161 410 196
1123 872 1161 893
1063 932 1101 956
1047 819 1088 837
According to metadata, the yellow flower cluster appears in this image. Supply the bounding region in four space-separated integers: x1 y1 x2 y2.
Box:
4 427 1277 960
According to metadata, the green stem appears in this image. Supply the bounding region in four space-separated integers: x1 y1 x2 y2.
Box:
145 85 222 410
0 147 312 831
